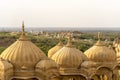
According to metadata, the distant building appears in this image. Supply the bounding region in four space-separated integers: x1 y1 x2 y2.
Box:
10 31 20 36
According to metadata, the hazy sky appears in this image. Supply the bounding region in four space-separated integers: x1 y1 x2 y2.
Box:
0 0 120 28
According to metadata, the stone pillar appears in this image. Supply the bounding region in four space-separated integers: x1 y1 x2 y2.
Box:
100 75 103 80
98 76 101 80
106 74 112 80
112 74 119 80
86 77 90 80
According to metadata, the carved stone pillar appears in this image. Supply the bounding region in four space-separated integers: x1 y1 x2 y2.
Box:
112 74 119 80
106 74 112 80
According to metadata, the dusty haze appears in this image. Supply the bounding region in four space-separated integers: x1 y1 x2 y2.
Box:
0 0 120 28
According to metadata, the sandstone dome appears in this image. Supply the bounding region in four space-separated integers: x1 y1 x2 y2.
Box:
51 35 87 68
0 22 47 69
36 58 59 70
0 59 13 70
84 32 116 62
48 41 64 58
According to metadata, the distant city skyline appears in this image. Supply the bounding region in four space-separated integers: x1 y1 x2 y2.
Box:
0 0 120 28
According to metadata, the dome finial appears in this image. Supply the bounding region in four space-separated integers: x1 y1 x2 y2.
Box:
58 34 62 42
22 21 25 35
57 34 63 46
98 32 101 40
66 33 73 47
68 33 72 42
95 32 104 46
19 21 28 41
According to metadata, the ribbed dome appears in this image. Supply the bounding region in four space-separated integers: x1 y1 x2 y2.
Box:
113 37 120 47
48 41 64 58
84 33 116 62
116 42 120 62
51 35 85 68
36 58 59 70
113 37 120 54
116 52 120 64
0 22 47 69
80 51 89 61
0 59 13 70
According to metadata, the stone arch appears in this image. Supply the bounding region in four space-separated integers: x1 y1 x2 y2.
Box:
10 77 41 80
11 78 38 80
113 64 120 70
90 74 100 80
96 67 112 80
112 65 120 80
62 75 87 80
96 66 112 74
68 75 87 80
45 69 60 80
79 75 87 80
68 78 76 80
112 64 120 74
68 74 87 80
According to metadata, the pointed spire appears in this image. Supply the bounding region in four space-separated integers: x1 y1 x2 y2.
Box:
98 32 101 40
66 33 73 47
58 34 62 42
95 32 104 46
57 34 63 46
19 21 28 41
67 33 72 42
22 21 25 35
